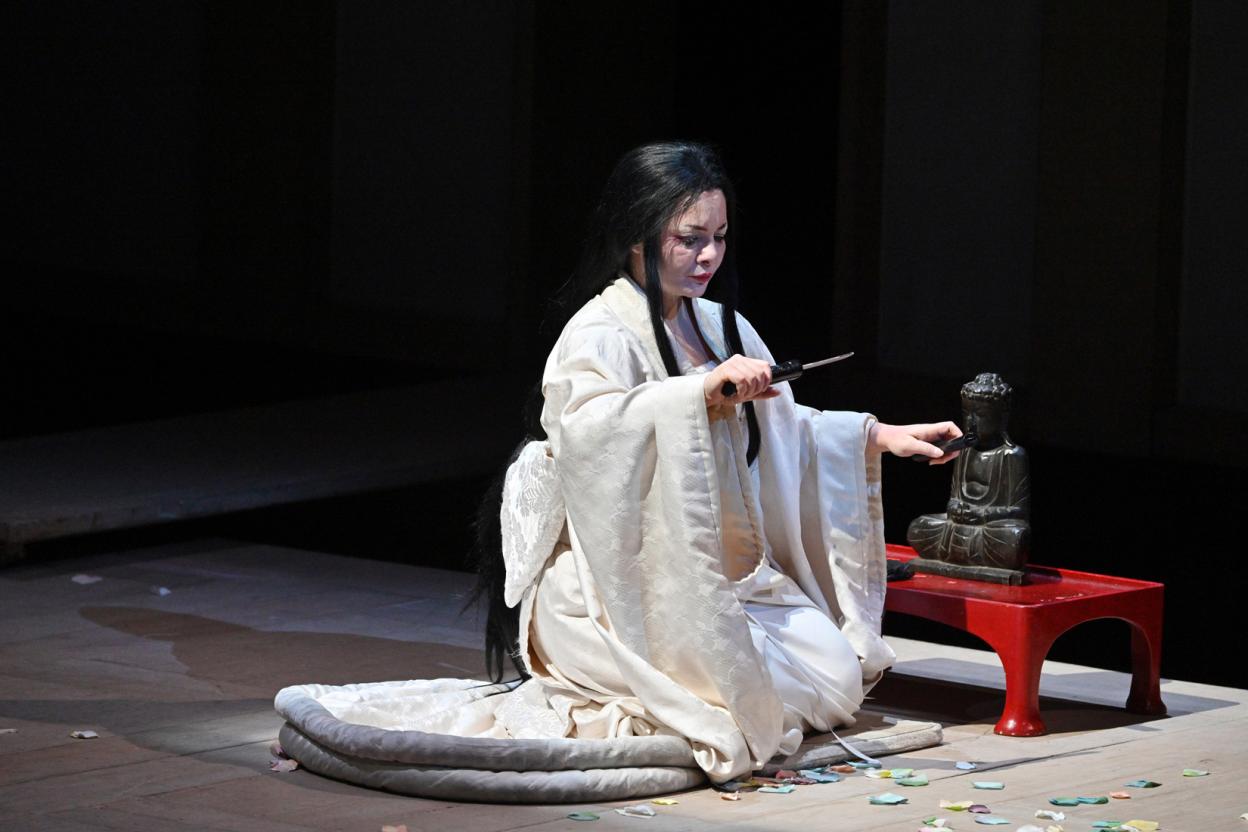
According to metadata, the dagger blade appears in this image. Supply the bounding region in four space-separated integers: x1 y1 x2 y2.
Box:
801 351 854 371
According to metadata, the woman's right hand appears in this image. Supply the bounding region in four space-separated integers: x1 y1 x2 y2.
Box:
703 354 782 408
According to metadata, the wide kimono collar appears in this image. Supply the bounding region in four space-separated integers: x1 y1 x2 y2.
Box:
599 275 727 377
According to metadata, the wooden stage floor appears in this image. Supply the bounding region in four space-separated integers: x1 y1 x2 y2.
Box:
2 540 1244 831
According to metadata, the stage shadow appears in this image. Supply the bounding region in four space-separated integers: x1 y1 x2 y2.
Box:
884 657 1236 719
0 607 492 788
867 666 1238 736
79 605 488 697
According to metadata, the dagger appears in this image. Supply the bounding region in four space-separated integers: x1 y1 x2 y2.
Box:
720 351 854 398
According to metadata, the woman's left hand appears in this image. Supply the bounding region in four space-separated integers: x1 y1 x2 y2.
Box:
869 421 962 464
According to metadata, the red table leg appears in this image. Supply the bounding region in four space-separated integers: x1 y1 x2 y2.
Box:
969 611 1055 737
1126 612 1167 715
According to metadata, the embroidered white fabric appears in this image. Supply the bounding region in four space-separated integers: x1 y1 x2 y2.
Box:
500 440 565 608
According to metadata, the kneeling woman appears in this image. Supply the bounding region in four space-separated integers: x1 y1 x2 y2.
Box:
488 141 959 782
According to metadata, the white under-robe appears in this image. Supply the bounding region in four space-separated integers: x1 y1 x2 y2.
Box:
503 276 893 783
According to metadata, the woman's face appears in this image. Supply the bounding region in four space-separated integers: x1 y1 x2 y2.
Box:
632 189 728 316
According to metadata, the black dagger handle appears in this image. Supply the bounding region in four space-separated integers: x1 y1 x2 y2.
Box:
720 359 804 398
910 431 978 462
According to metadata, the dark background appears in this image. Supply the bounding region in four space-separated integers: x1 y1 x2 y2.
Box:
3 2 1245 689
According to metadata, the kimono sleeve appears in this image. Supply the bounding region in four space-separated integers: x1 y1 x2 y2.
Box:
734 313 896 683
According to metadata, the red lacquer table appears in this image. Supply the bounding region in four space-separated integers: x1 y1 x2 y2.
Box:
883 544 1166 736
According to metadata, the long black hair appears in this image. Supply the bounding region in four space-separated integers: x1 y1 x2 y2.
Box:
466 141 761 682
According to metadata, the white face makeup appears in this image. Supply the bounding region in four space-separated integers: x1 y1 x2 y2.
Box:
631 189 728 318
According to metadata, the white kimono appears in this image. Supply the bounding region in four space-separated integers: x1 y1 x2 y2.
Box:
500 276 893 782
276 277 893 791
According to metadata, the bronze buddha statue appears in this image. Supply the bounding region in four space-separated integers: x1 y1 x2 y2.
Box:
907 373 1031 584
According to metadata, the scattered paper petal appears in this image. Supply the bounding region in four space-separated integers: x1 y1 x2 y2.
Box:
1239 812 1247 821
891 768 914 778
737 778 769 789
972 781 1004 790
1091 823 1123 829
831 764 857 773
1124 780 1161 789
0 728 17 735
1122 822 1159 832
969 804 991 813
1049 798 1080 806
381 825 408 832
1182 768 1209 777
1016 826 1047 832
941 800 975 811
1046 826 1065 832
72 574 102 585
567 812 600 821
1036 810 1066 821
650 798 678 805
868 792 909 805
866 769 891 779
956 760 978 770
1110 791 1132 800
897 774 930 787
151 586 172 596
850 760 882 769
719 791 741 801
973 817 1010 825
758 784 795 794
799 769 842 783
615 805 656 818
269 758 298 772
1078 796 1110 804
69 730 98 739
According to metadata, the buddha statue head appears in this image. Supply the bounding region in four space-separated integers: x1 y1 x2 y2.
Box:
961 372 1012 447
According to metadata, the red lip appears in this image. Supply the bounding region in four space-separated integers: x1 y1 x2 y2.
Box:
690 273 714 282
